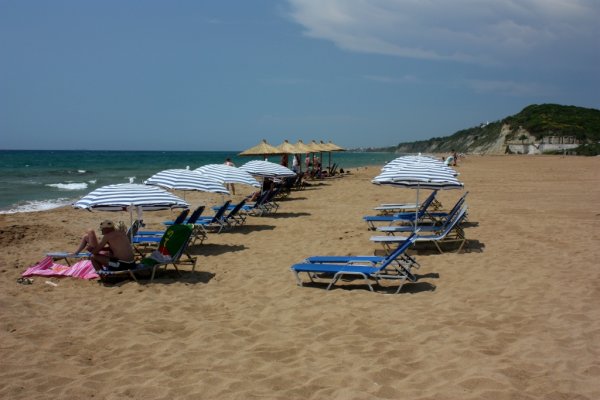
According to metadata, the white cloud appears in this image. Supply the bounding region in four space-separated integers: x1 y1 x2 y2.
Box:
287 0 600 66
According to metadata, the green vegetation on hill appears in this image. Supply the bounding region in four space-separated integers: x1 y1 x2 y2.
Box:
368 104 600 155
504 104 600 141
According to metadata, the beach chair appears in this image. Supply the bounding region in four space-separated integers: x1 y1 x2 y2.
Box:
131 216 186 256
363 190 439 230
290 233 418 294
222 199 248 227
196 199 247 235
370 206 469 254
216 190 271 217
260 187 282 214
375 195 443 214
248 189 275 216
375 192 468 234
163 205 205 226
195 200 231 233
303 240 420 279
134 208 192 237
97 224 196 283
133 206 205 245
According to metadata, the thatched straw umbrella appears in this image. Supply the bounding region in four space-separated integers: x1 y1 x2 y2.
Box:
238 139 281 160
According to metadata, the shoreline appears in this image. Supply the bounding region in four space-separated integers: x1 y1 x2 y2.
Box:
1 155 599 399
0 150 398 214
0 152 575 215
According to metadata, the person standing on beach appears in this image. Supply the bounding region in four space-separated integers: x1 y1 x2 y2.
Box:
292 154 300 173
224 158 236 195
74 220 136 272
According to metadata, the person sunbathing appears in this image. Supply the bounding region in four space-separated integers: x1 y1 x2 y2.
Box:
74 220 136 272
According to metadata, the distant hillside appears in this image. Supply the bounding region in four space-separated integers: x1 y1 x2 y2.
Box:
369 104 600 155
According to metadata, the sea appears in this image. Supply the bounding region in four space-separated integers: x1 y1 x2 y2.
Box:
0 150 398 214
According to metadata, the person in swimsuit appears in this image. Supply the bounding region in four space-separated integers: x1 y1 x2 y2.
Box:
75 220 136 271
224 158 236 195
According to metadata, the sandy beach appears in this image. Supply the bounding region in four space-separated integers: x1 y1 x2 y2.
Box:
1 155 599 399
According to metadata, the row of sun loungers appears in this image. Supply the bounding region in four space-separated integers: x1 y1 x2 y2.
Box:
290 189 472 294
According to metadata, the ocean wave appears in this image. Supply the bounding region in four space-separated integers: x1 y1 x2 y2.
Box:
77 169 87 174
127 176 136 183
0 198 73 214
46 182 88 191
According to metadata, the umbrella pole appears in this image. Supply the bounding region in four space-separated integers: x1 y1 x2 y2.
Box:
414 185 420 233
127 204 134 240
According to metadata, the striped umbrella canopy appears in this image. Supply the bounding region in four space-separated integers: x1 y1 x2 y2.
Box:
239 160 296 178
382 154 454 172
145 169 229 194
195 164 260 188
374 165 461 189
374 173 463 190
73 183 189 211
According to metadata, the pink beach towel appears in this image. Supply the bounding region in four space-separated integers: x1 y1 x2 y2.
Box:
22 256 99 280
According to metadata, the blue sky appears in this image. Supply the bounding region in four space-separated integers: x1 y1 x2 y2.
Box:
1 0 598 151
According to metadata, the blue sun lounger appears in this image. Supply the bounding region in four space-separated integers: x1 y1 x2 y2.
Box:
363 190 438 230
134 208 196 237
364 191 468 230
194 200 232 233
303 248 420 279
163 205 205 226
290 233 418 294
376 192 467 234
370 206 469 254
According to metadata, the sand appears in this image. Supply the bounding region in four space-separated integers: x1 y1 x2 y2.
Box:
1 155 599 399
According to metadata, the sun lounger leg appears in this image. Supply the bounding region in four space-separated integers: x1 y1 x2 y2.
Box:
326 274 342 291
128 270 139 283
293 271 304 286
456 238 466 253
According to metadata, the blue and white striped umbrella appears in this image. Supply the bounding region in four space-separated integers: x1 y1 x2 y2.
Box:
382 154 458 175
195 164 260 187
144 169 229 194
73 183 189 211
375 155 461 189
239 160 296 178
373 155 464 231
374 167 462 190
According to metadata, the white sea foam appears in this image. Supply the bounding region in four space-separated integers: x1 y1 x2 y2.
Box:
0 198 73 214
88 179 97 184
127 176 136 183
46 182 88 190
77 169 86 174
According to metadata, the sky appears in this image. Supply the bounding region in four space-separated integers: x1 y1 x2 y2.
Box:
1 0 599 151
